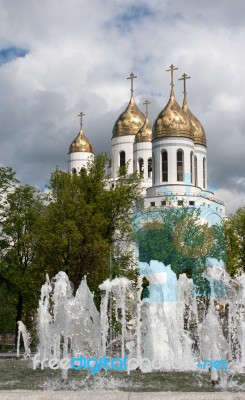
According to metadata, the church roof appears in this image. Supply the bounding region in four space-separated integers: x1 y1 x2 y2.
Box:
135 116 152 143
69 127 93 154
182 96 207 147
112 95 145 138
152 87 193 141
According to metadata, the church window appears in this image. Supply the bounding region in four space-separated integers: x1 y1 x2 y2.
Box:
148 158 152 178
161 200 166 206
189 201 195 206
120 151 125 167
203 157 206 188
194 156 198 186
138 158 144 178
177 150 184 181
162 151 168 182
72 168 77 175
190 151 193 183
150 202 155 207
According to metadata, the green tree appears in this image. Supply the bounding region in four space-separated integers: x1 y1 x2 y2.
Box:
37 155 142 305
0 166 18 195
0 283 16 349
224 207 245 276
0 185 45 345
0 166 18 214
0 166 19 346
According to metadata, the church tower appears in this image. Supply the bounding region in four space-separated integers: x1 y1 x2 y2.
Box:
180 73 207 190
144 65 225 219
68 112 94 174
150 65 194 193
111 73 145 180
133 99 152 195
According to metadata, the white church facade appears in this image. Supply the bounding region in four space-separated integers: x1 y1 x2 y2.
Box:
68 65 225 223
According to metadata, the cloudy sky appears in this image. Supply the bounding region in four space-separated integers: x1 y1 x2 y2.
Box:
0 0 244 214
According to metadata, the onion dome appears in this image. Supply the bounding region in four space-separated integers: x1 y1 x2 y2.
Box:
182 96 207 147
135 100 152 143
112 95 145 138
69 112 93 153
152 88 193 140
135 117 152 143
112 73 145 138
179 73 207 146
69 127 93 153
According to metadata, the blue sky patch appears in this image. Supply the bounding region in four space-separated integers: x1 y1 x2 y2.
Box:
107 5 155 32
0 47 28 65
119 5 154 21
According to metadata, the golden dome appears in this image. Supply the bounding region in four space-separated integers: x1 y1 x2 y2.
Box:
69 127 93 153
152 89 193 140
112 96 146 138
135 117 152 143
182 97 207 146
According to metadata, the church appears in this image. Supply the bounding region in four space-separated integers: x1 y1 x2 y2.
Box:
67 64 225 224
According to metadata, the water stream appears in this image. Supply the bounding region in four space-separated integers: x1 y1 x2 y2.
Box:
4 259 245 391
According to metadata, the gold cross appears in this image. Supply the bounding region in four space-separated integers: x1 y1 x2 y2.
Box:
179 73 191 95
143 99 150 117
166 64 178 88
127 72 137 95
78 111 85 127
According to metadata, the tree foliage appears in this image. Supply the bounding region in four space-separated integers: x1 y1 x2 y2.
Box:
0 184 45 344
0 283 17 344
0 166 18 195
37 155 142 304
0 159 142 337
224 207 245 276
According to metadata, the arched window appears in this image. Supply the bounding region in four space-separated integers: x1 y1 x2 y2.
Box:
138 158 144 178
120 151 125 167
203 157 206 188
194 156 198 186
72 167 77 175
148 158 152 178
190 151 193 183
162 151 168 182
177 150 184 181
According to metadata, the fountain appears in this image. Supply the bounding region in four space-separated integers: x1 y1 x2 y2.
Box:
17 321 32 358
24 257 244 385
1 257 243 395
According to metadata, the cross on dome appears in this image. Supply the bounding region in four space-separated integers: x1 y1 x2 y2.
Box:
143 99 150 117
127 72 137 96
166 64 178 88
179 73 191 95
78 112 85 128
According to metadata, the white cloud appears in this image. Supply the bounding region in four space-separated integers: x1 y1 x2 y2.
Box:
0 0 244 210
